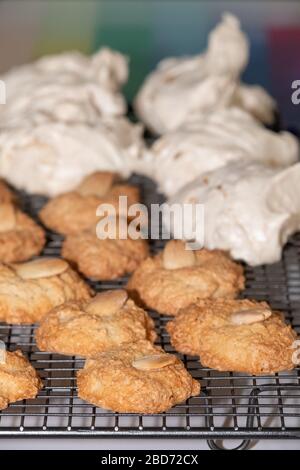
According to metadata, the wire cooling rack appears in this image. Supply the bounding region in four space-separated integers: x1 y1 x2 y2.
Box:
0 174 299 450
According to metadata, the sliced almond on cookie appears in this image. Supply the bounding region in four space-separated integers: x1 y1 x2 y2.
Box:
57 309 77 323
14 258 69 280
230 308 272 325
77 172 116 197
132 354 177 371
162 240 196 270
85 290 128 316
0 203 16 232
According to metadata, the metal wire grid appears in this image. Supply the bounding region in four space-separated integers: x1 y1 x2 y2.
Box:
0 175 299 442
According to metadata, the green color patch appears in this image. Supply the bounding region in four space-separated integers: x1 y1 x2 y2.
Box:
93 25 153 101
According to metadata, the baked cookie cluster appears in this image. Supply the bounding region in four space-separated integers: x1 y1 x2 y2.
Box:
0 174 200 413
0 168 297 415
41 171 149 281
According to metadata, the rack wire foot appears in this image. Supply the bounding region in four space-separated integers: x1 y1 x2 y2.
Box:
206 439 252 451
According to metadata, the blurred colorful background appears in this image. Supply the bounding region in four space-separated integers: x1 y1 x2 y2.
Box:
0 0 299 127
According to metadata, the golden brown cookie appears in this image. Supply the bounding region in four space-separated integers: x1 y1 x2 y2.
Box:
0 349 42 410
77 340 200 413
62 226 149 281
0 179 16 204
127 240 244 316
0 203 45 263
36 290 156 357
167 299 298 375
0 257 93 324
39 172 140 235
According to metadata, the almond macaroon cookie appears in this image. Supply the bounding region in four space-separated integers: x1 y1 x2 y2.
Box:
39 171 140 235
77 340 200 414
0 349 42 410
36 290 156 357
167 299 298 375
0 203 45 263
62 225 149 281
0 257 93 324
127 240 245 316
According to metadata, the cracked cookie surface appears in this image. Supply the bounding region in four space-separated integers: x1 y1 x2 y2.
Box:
0 257 93 324
77 340 200 413
36 290 156 357
0 203 45 263
167 298 298 375
0 350 42 410
62 227 149 280
39 172 140 235
127 240 244 316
